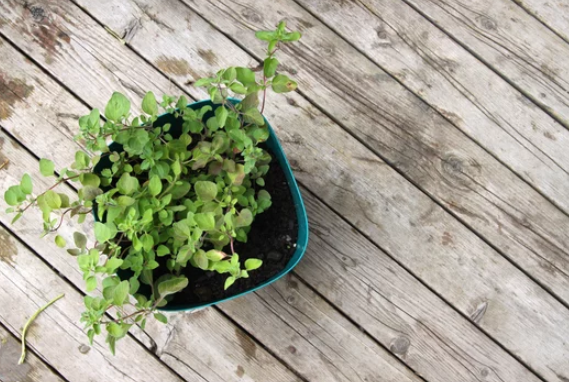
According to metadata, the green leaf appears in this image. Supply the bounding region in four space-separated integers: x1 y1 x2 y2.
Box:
75 151 90 170
148 175 162 196
44 190 62 209
73 232 87 249
154 313 168 324
157 245 170 257
243 108 264 125
281 31 302 42
39 159 55 177
20 174 33 195
142 91 158 115
194 212 216 231
112 280 130 305
222 67 237 82
255 30 276 41
264 57 279 78
171 161 181 176
117 195 135 206
272 74 298 93
106 323 124 338
55 235 66 248
235 209 253 227
236 67 256 85
224 276 236 290
215 106 228 128
4 186 22 206
85 276 97 292
192 249 209 270
194 181 218 202
79 173 101 188
229 82 247 94
94 222 113 243
116 173 139 195
141 233 154 252
11 213 22 224
79 186 102 201
193 77 213 87
157 277 189 297
105 92 131 122
106 257 123 273
206 249 226 262
245 258 263 271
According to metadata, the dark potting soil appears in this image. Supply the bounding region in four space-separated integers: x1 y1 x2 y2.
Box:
168 148 299 306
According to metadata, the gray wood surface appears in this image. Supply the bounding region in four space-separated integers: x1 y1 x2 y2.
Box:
398 0 569 127
293 0 569 215
511 0 569 42
1 0 569 381
0 324 66 382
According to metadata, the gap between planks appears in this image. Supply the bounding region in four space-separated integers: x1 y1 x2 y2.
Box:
1 0 568 380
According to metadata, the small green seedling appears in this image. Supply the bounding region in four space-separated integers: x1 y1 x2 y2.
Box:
4 21 300 354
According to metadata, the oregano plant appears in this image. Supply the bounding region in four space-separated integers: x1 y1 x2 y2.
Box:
4 21 301 354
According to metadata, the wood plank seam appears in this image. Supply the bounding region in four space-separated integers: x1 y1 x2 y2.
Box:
290 184 549 380
396 0 569 131
1 1 564 380
213 309 311 382
177 0 569 316
289 0 569 219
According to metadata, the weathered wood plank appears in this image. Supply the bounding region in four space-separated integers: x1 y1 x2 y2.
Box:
218 272 421 382
0 226 185 382
510 0 569 43
0 58 302 382
0 324 66 382
1 0 569 380
398 0 569 126
292 0 569 214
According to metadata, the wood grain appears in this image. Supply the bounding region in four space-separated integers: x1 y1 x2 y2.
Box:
218 272 422 382
510 0 569 43
2 0 569 380
0 324 65 382
399 0 569 127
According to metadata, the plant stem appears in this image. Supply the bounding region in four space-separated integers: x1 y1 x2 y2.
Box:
19 293 65 365
20 174 82 214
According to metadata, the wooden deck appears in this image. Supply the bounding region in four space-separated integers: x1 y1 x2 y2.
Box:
1 0 569 381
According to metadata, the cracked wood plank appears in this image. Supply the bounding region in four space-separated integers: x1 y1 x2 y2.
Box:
0 324 66 382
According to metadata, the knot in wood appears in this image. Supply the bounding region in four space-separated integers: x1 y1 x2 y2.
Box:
390 336 411 355
441 154 480 191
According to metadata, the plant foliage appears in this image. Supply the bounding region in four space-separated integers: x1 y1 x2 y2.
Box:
4 21 300 354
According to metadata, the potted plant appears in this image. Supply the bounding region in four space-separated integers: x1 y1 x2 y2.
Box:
3 21 309 354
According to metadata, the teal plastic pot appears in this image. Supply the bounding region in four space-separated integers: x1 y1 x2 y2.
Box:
94 99 309 311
